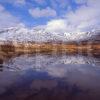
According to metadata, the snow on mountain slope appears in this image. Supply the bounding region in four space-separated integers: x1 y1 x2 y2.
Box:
0 26 99 42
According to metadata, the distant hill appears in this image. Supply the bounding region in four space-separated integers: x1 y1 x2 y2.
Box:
0 26 99 43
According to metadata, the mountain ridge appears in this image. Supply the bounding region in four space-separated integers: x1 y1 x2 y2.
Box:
0 26 99 43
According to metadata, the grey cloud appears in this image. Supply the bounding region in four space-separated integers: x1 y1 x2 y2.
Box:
46 0 100 32
29 7 57 18
0 4 21 29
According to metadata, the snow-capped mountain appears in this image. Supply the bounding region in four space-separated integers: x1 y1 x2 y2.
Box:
0 26 99 43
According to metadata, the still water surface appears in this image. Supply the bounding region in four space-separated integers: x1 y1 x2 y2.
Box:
0 54 100 100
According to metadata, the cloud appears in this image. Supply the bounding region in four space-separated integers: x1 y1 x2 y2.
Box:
0 4 5 11
74 0 87 4
29 7 57 18
0 4 21 29
46 19 67 32
56 0 70 8
50 0 70 10
0 0 26 6
34 0 46 5
46 0 100 33
15 0 26 5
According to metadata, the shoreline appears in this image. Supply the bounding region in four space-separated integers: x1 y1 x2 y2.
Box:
0 41 99 65
0 41 99 55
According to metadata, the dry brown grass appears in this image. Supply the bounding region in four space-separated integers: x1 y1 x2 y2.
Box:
0 42 99 56
0 42 99 64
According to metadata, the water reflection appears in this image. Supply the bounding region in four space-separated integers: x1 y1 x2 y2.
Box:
0 59 3 71
0 54 100 100
1 54 99 71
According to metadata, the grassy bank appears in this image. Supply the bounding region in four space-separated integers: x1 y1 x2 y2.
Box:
0 42 99 64
0 42 100 55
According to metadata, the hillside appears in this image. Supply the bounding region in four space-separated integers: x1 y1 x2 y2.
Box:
0 26 99 43
0 26 99 59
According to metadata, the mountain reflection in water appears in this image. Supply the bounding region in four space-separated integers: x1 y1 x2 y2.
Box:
0 54 100 100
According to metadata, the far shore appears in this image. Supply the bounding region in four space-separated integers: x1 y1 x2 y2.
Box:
0 41 99 59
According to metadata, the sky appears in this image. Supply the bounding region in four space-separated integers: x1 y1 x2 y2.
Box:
0 0 100 32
